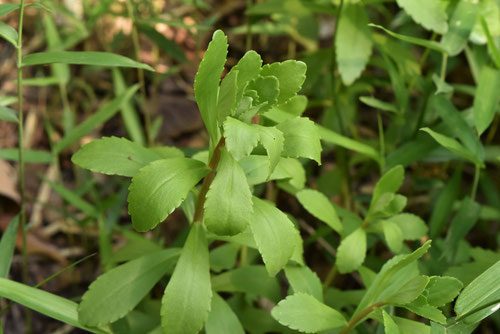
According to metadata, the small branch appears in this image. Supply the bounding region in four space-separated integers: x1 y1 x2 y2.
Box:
297 219 336 257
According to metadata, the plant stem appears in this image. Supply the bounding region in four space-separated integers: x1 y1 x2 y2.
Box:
125 0 152 146
377 112 385 173
440 53 448 82
340 302 386 334
16 1 30 330
471 164 480 200
193 137 225 223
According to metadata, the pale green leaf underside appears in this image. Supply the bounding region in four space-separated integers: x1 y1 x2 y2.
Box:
204 149 253 236
128 158 209 231
161 223 212 334
336 227 367 274
277 117 322 164
370 24 447 53
72 136 163 177
296 189 342 233
250 197 299 276
271 293 346 333
284 264 324 302
396 0 448 34
205 293 245 334
78 249 180 326
223 117 260 160
22 51 154 71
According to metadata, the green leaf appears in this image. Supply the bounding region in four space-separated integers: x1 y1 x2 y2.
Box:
42 177 97 217
209 243 240 273
318 125 380 162
0 21 18 47
194 30 228 145
396 0 448 34
271 293 346 333
0 149 52 163
253 125 284 175
336 2 373 85
228 50 262 101
404 296 446 324
479 14 500 70
382 220 404 253
223 117 259 160
424 276 463 307
204 149 253 236
388 213 428 240
43 14 70 85
371 165 405 208
250 197 299 276
276 117 322 164
0 216 18 278
205 293 245 334
337 228 367 274
296 189 342 233
138 24 187 63
161 223 211 334
420 128 481 165
355 241 432 314
429 167 462 238
474 66 500 135
0 278 103 333
247 75 280 105
217 70 239 124
72 137 162 177
359 96 398 113
78 249 180 326
369 24 447 53
0 4 18 17
441 0 478 56
260 60 307 103
21 51 153 70
386 275 430 305
55 85 138 153
383 310 402 334
284 264 323 302
211 265 280 302
0 105 18 123
128 158 209 231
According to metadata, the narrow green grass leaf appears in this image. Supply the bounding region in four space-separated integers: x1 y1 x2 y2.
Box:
441 0 478 56
271 293 346 333
194 30 228 144
396 0 447 34
161 223 211 334
277 117 322 164
55 85 138 153
0 216 19 278
336 3 373 85
296 189 342 233
420 128 481 165
112 68 146 146
78 248 180 326
22 51 154 71
0 278 104 333
336 227 367 273
0 106 18 123
0 22 18 47
369 24 447 53
223 117 259 160
479 15 500 70
474 66 500 135
284 264 323 302
128 158 209 231
72 137 162 177
0 149 53 163
43 14 70 85
318 125 380 162
359 96 398 113
260 60 307 103
383 310 402 334
205 293 245 334
0 4 19 16
204 149 253 236
250 197 299 276
42 177 97 217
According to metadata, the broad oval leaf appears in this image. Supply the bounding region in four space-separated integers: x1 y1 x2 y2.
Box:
72 137 164 177
78 249 180 326
277 117 322 164
205 293 245 334
271 293 346 333
223 117 259 160
260 60 306 103
441 0 478 56
396 0 448 34
0 21 18 47
424 276 463 307
382 220 404 253
161 223 211 334
284 264 323 302
194 29 228 144
250 197 300 276
388 213 428 241
22 51 154 70
336 227 367 274
336 3 373 85
128 158 209 231
386 275 430 305
0 278 102 333
204 149 253 236
296 189 342 234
